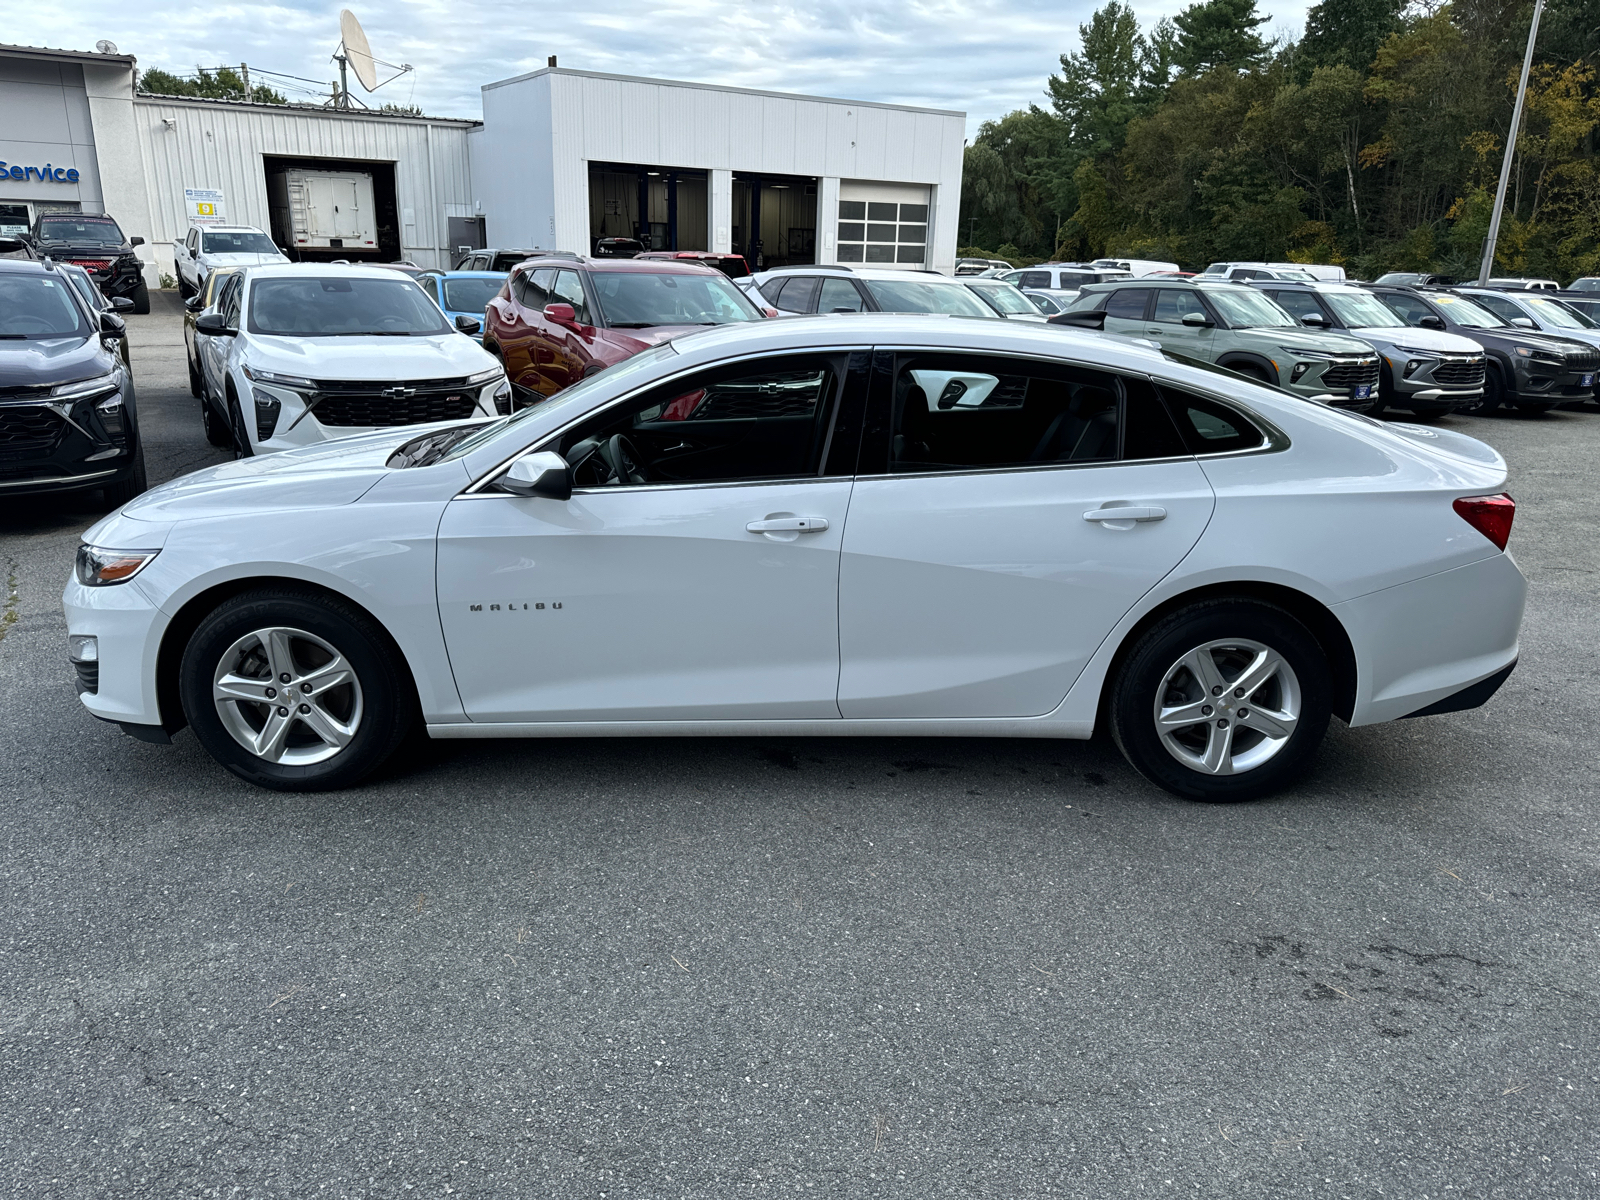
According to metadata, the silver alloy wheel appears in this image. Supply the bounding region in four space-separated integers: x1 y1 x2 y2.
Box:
1153 638 1301 776
212 626 363 766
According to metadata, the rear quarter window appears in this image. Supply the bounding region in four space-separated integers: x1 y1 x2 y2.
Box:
1157 386 1266 454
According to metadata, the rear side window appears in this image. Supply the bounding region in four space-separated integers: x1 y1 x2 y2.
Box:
1157 385 1266 454
776 275 820 313
1105 289 1152 319
1017 271 1051 289
1375 292 1436 325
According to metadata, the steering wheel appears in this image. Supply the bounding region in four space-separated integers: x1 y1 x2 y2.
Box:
5 316 55 335
600 435 649 484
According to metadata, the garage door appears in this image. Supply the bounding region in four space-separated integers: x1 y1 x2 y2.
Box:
837 183 929 269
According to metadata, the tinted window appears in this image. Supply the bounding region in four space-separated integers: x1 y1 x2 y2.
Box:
442 276 506 313
220 275 243 327
883 353 1127 472
246 276 451 336
589 270 759 327
552 354 843 486
0 273 91 337
775 275 821 313
1157 385 1265 454
1017 271 1051 289
1375 291 1436 325
818 277 864 312
1152 290 1206 323
518 268 555 309
1470 293 1525 324
1123 378 1191 460
203 230 278 255
1105 289 1152 320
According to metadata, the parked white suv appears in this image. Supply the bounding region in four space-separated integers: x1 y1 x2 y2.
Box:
193 264 510 455
741 266 999 318
173 225 288 298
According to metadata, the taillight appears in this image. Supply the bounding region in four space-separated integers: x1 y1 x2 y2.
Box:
1453 493 1515 551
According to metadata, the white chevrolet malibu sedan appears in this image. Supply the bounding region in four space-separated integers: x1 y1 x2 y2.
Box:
193 263 511 455
63 316 1526 801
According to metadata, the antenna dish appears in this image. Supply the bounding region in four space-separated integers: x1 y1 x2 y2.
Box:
339 9 378 92
95 40 119 55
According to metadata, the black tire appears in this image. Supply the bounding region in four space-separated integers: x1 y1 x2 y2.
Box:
187 349 203 398
177 274 194 300
201 392 231 447
178 589 416 791
1108 598 1333 803
100 445 147 509
1228 362 1273 385
1469 365 1505 415
227 386 253 457
129 282 151 315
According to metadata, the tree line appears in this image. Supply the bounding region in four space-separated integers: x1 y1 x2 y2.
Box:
958 0 1600 281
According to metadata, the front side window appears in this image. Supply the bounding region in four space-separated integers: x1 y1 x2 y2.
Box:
203 230 279 255
589 270 759 327
1105 288 1152 320
1200 286 1296 329
874 352 1188 473
817 277 864 313
1152 289 1209 323
246 277 453 336
1525 297 1594 329
551 271 593 324
1320 290 1404 328
549 354 844 487
220 276 244 327
1017 271 1051 289
0 274 91 337
968 282 1036 315
1267 290 1328 323
775 275 820 314
862 278 993 317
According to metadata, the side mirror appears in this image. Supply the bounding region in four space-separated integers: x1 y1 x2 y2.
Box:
130 236 145 248
1048 310 1107 330
1419 314 1445 330
195 312 235 336
1299 312 1330 327
111 296 136 312
454 314 482 335
184 294 204 311
495 450 572 500
1182 312 1215 328
99 311 126 339
543 302 577 325
1510 316 1536 328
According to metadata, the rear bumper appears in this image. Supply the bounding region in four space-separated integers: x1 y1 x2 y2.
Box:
1336 551 1526 726
1402 659 1515 718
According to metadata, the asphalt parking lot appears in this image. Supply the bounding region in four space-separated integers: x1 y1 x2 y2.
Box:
2 296 1598 1198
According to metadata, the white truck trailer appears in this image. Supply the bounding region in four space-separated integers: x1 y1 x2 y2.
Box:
266 168 378 255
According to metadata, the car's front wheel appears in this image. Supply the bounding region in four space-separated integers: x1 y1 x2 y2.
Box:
179 590 415 790
1109 599 1332 802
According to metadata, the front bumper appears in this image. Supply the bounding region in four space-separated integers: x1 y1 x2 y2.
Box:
1293 355 1382 412
250 377 504 453
0 381 140 495
62 570 169 728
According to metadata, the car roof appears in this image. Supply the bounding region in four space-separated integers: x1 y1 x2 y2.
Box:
193 225 267 234
425 269 507 278
242 263 414 281
521 255 718 274
0 259 52 275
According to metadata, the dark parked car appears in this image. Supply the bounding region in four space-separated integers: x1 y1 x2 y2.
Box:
484 255 765 404
0 258 144 504
635 250 751 278
1553 290 1600 323
455 248 575 272
1362 284 1599 413
59 262 135 370
27 213 150 313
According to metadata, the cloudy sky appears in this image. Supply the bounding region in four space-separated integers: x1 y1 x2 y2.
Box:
11 1 1315 135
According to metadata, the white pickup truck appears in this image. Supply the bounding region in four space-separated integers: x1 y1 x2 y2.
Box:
173 225 289 298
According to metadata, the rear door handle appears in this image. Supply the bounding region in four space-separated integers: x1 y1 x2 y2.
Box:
1084 506 1166 523
747 517 829 533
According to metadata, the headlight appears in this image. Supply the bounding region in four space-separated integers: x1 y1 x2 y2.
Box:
1514 345 1564 366
75 545 159 587
491 377 513 416
242 365 316 391
51 368 122 402
467 367 505 387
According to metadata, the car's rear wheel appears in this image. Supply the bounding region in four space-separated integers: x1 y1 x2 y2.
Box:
1467 365 1504 415
1109 599 1332 802
179 590 415 790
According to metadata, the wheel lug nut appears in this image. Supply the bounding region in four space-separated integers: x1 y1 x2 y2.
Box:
279 672 291 683
276 706 288 717
302 682 313 693
265 687 276 699
299 704 310 714
1239 709 1249 718
1217 718 1228 728
1211 686 1222 696
1201 705 1213 716
1234 688 1244 697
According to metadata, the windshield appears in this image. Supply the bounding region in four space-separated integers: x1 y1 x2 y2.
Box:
441 341 682 463
0 273 92 337
967 282 1037 315
247 276 453 336
1429 293 1506 328
442 276 507 313
1201 286 1296 328
37 216 125 248
62 270 101 311
1525 296 1594 329
203 230 279 255
864 278 995 317
590 271 760 327
1321 291 1404 328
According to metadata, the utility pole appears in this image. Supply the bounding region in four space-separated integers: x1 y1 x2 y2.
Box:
1479 0 1545 285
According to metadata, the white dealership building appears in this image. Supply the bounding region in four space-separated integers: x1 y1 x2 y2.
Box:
0 41 966 285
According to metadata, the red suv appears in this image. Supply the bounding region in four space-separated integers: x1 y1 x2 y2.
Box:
484 256 767 404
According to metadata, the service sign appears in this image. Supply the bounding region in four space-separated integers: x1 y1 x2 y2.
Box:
184 187 226 225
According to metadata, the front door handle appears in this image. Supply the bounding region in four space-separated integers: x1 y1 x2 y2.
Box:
747 516 829 534
1084 506 1166 524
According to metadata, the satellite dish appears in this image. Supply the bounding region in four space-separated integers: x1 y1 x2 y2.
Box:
95 40 119 54
339 9 378 92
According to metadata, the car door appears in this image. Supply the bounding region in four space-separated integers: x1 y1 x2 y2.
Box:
198 274 242 400
435 350 869 722
544 269 598 391
492 268 555 397
836 349 1214 718
1144 288 1217 358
